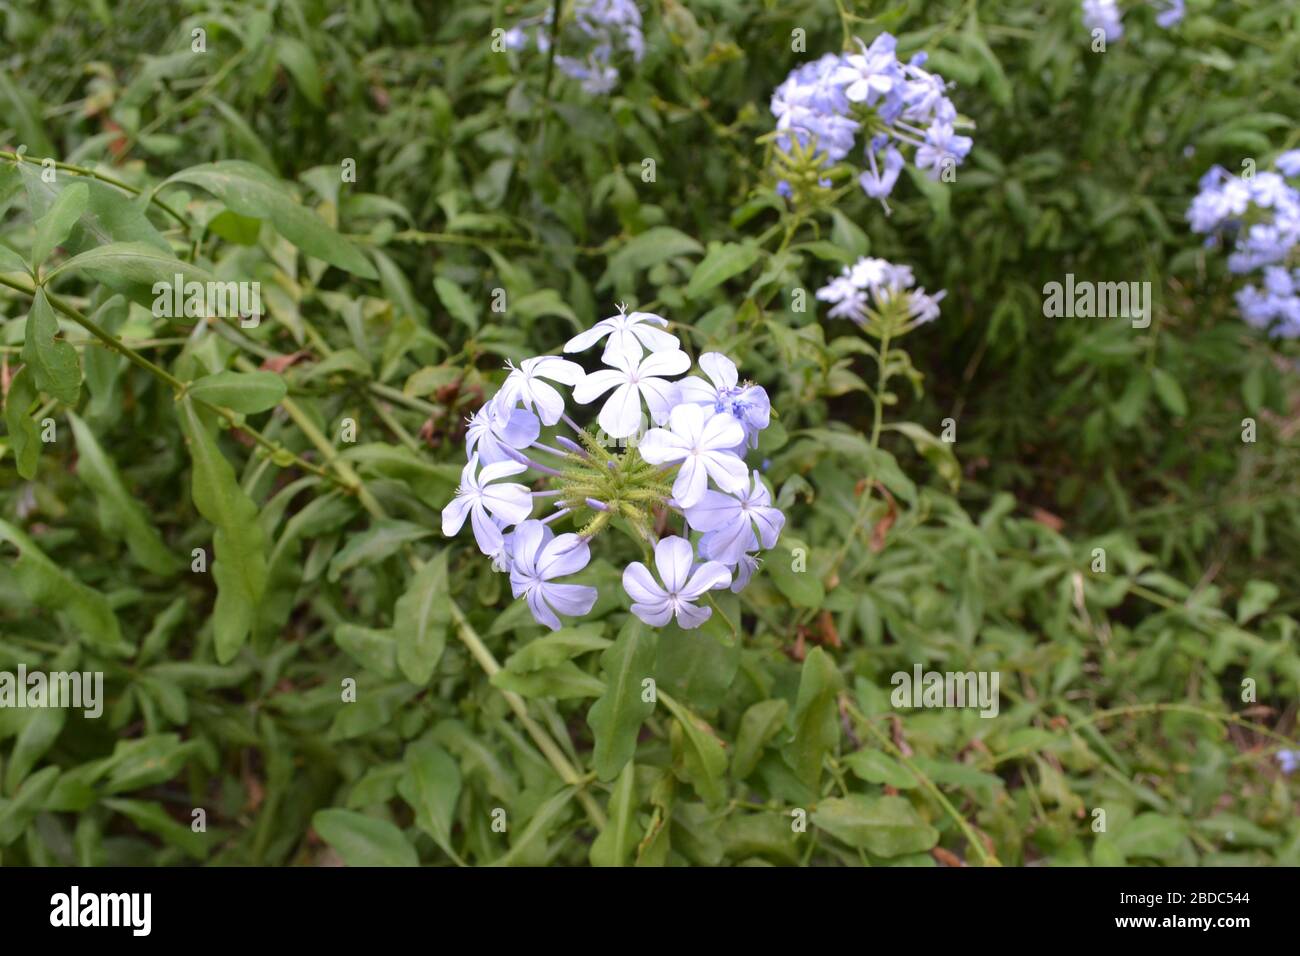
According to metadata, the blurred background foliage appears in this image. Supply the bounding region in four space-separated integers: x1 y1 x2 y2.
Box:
0 0 1297 866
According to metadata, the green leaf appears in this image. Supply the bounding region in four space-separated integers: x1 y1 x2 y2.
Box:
101 798 208 859
598 226 702 291
397 741 461 862
686 240 761 298
31 180 87 266
326 519 432 581
4 365 40 478
1150 367 1188 417
589 761 639 867
503 623 611 672
1111 812 1187 861
662 692 728 807
4 708 65 793
0 241 28 273
1237 580 1279 624
767 543 824 608
811 795 939 857
0 767 60 846
0 518 130 655
885 421 962 492
187 370 286 414
21 289 80 405
177 397 268 662
491 786 576 867
492 663 607 700
47 240 215 287
586 617 658 780
274 37 324 108
68 411 181 576
165 161 377 278
732 698 790 780
433 277 478 331
333 623 397 677
842 750 917 789
312 809 418 867
394 552 450 685
784 646 843 789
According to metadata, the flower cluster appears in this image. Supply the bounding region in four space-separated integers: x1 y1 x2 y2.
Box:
1081 0 1185 42
767 33 972 211
1187 151 1300 337
503 0 644 95
443 305 783 631
816 256 947 331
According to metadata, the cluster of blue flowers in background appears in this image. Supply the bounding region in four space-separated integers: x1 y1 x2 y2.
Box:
1081 0 1185 42
1189 151 1300 338
768 33 972 209
503 0 644 94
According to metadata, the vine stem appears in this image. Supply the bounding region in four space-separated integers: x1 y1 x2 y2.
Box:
841 697 1001 867
1 149 188 225
0 274 343 487
449 601 607 830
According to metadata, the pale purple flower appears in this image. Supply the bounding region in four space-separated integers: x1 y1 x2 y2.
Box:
493 356 585 426
508 519 598 630
1082 0 1123 42
572 347 690 438
687 471 785 564
915 122 972 178
1153 0 1185 29
466 406 540 465
676 353 771 449
636 403 748 508
622 536 731 630
442 454 534 555
564 304 680 362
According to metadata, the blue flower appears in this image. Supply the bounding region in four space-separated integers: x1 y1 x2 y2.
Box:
1153 0 1185 29
1082 0 1123 42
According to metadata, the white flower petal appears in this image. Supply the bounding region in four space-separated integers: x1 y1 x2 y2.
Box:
676 375 717 406
598 382 644 438
526 588 563 630
700 411 745 451
684 491 741 531
469 506 504 555
680 560 732 599
672 456 710 508
564 322 613 353
698 352 739 389
538 533 591 579
703 450 749 494
572 368 626 404
441 495 473 536
636 427 689 464
674 601 713 630
637 376 679 425
630 600 675 627
543 583 598 618
479 458 528 483
630 322 680 352
638 348 691 378
655 536 695 593
623 562 667 604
